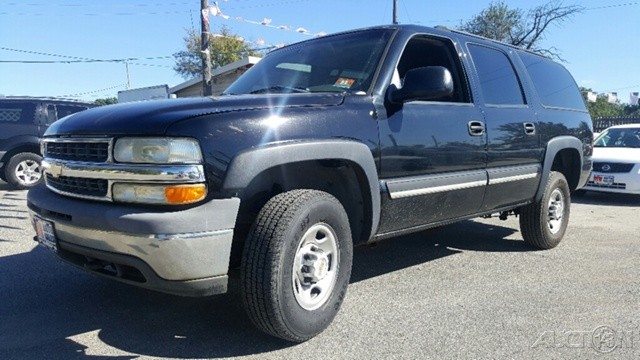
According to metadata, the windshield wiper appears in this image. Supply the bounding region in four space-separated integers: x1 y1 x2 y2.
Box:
249 85 310 94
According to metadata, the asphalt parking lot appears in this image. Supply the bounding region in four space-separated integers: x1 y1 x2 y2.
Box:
1 180 639 359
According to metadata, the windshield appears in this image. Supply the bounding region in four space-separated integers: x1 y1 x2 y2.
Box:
594 127 640 148
224 29 394 95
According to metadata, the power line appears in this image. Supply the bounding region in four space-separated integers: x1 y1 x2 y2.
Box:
0 59 172 68
602 84 640 93
0 0 321 16
0 47 173 67
585 2 639 10
56 83 129 98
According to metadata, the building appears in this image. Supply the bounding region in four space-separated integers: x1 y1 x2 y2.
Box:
170 56 261 98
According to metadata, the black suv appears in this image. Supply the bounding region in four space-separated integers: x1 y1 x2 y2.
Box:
27 25 593 342
0 97 93 188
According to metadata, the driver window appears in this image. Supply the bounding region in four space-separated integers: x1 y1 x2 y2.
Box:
395 36 470 103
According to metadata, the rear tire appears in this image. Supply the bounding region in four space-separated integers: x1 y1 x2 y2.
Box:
4 152 43 189
241 189 353 342
519 171 571 249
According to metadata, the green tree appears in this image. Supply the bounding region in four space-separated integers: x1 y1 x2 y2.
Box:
580 87 624 119
173 26 260 79
94 97 117 106
623 104 640 117
459 1 583 60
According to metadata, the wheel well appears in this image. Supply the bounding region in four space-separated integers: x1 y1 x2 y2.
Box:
1 144 41 169
550 148 581 191
230 159 372 264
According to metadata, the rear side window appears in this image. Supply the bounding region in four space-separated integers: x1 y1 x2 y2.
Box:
0 102 36 123
56 105 88 119
468 44 525 105
518 51 586 111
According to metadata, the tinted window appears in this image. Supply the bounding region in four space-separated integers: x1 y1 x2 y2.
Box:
468 44 525 105
56 105 88 118
395 36 471 103
518 51 586 111
0 102 36 123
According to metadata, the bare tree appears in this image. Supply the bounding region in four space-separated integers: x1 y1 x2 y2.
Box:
459 1 583 60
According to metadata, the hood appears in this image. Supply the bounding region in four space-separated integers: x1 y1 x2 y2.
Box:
592 147 640 163
46 94 345 136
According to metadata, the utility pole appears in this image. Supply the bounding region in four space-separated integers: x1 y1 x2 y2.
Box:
201 0 212 96
125 61 131 89
393 0 398 25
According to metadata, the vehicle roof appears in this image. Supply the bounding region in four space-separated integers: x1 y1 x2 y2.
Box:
273 24 552 63
0 96 94 106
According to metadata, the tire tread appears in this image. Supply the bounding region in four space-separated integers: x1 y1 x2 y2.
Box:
241 189 336 342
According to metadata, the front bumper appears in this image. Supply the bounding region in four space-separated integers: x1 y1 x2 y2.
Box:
583 167 640 195
27 185 240 296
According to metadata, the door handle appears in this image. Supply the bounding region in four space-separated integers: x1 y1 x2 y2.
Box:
523 122 536 135
468 121 485 136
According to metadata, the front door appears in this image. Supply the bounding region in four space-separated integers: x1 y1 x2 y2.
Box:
376 34 487 235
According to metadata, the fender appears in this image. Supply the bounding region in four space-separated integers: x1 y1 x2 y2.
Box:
222 140 381 240
535 136 583 202
0 134 41 162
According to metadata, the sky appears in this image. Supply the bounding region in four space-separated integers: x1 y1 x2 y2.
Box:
0 0 638 103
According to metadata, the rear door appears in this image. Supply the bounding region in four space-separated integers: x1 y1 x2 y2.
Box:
0 101 38 152
465 44 542 211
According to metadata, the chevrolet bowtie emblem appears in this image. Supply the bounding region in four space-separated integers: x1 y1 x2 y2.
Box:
47 162 63 178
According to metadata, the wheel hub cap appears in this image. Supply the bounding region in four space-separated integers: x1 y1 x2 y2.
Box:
15 160 42 185
292 223 339 310
547 189 565 234
300 246 330 283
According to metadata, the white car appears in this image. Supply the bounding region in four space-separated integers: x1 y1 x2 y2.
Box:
583 124 640 194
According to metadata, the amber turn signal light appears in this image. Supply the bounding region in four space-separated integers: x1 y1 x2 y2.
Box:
164 184 207 204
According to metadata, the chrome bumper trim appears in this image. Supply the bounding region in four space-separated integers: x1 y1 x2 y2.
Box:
41 159 206 201
42 159 205 182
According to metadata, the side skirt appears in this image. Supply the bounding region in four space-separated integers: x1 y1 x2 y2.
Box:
372 201 531 242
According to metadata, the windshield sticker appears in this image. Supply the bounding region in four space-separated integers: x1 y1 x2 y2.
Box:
334 78 355 89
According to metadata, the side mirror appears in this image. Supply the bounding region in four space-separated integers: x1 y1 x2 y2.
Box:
389 66 454 104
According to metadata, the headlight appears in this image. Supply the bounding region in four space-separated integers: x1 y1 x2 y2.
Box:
114 137 202 164
112 183 207 205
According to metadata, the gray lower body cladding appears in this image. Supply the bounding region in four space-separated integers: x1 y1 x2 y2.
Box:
27 185 240 296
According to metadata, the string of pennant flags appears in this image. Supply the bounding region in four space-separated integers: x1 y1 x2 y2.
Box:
586 91 640 105
204 1 327 39
208 32 286 51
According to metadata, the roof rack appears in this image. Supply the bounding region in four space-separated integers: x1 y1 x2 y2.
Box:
431 25 547 58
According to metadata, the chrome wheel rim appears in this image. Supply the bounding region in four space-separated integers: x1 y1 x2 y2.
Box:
292 223 339 311
14 159 42 185
547 188 565 234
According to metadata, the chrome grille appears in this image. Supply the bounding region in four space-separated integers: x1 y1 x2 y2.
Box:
44 139 110 163
46 174 109 197
593 162 635 173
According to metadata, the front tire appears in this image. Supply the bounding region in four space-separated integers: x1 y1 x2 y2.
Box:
519 171 571 249
4 152 43 189
241 189 353 342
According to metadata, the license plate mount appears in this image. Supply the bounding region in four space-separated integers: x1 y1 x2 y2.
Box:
34 216 57 252
593 175 614 186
